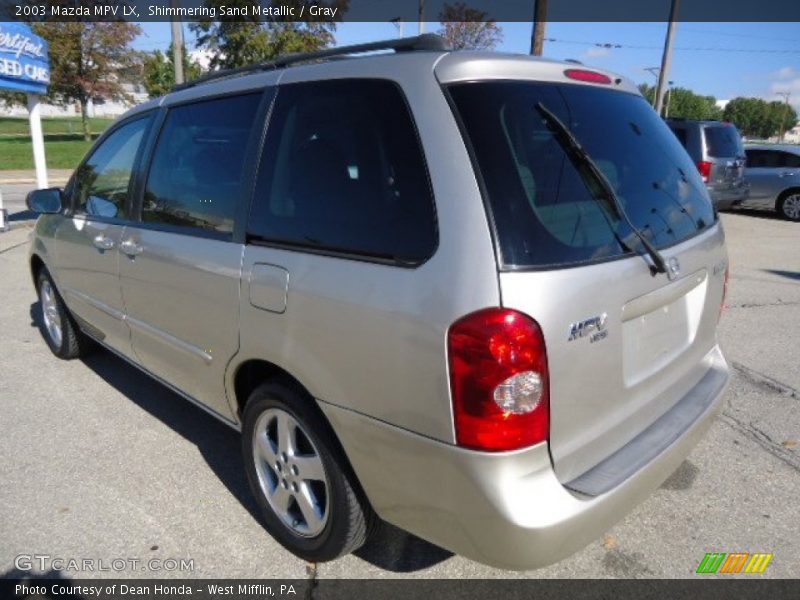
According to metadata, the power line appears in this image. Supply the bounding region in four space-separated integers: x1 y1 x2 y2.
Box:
679 26 799 43
545 38 800 54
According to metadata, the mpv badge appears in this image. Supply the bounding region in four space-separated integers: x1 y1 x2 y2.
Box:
568 313 608 343
667 256 681 280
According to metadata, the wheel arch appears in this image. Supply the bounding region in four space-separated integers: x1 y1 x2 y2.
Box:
232 358 305 418
229 357 374 508
776 186 800 214
30 253 46 288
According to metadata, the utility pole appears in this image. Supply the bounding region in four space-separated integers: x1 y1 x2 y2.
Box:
654 0 679 117
418 0 425 34
530 0 548 56
170 0 184 85
776 92 791 142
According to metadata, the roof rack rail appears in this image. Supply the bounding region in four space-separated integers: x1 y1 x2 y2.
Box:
173 33 448 92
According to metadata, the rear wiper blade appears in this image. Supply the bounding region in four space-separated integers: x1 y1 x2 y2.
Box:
534 102 668 276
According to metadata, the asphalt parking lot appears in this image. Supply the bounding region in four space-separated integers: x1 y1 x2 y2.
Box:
0 202 797 579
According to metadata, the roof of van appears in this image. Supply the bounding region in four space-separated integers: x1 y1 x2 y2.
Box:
123 35 639 120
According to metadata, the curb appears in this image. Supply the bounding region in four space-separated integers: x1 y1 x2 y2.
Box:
0 178 70 185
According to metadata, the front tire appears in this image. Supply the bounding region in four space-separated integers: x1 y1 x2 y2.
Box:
242 382 375 562
777 189 800 221
36 268 92 359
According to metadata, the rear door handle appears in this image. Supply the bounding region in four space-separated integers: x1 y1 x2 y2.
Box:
92 235 115 251
779 171 795 178
120 239 143 256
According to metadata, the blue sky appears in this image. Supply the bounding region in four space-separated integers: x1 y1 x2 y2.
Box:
135 21 800 110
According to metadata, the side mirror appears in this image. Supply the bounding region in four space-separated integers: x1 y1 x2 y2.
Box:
26 188 64 214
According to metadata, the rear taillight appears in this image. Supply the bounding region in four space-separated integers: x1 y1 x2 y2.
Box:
447 308 549 451
697 160 712 183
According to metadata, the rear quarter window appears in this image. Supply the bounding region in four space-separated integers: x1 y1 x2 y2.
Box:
248 79 437 265
668 125 688 149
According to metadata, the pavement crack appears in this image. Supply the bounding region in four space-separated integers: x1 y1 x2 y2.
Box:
732 362 798 399
728 300 800 309
305 561 317 600
719 412 800 474
0 241 27 255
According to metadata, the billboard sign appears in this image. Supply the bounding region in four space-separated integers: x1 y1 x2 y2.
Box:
0 22 49 95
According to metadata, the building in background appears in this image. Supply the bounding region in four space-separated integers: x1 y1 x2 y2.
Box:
3 82 148 118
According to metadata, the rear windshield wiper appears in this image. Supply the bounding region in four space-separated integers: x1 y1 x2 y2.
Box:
534 102 668 276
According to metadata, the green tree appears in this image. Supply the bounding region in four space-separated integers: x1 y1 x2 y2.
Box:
190 0 347 70
768 100 798 140
437 2 503 50
723 97 798 139
143 48 204 99
0 90 26 109
639 83 721 120
32 22 142 140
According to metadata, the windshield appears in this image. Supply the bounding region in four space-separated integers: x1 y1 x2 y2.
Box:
449 82 716 269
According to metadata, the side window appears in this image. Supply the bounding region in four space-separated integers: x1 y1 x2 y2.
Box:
780 152 800 168
248 79 437 264
142 93 262 235
669 126 688 149
760 151 783 168
745 150 763 167
74 116 151 219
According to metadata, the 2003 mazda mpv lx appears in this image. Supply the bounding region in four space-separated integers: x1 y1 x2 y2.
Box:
27 35 730 569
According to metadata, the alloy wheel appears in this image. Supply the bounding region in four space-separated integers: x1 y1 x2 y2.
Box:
252 408 330 537
782 193 800 220
40 279 62 348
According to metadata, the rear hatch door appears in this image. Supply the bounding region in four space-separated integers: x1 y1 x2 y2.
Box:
704 123 746 190
448 79 728 483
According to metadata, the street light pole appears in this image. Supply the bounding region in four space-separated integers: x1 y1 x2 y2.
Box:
644 67 660 108
418 0 425 34
654 0 680 117
665 81 674 118
390 17 404 38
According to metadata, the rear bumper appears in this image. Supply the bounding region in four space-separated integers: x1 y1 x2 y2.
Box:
319 346 730 570
709 184 749 210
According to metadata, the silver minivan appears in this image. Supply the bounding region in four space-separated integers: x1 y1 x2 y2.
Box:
26 35 730 570
666 118 749 210
741 144 800 221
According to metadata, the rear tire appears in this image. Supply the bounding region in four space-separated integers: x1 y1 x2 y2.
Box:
36 268 93 360
242 382 375 562
777 189 800 222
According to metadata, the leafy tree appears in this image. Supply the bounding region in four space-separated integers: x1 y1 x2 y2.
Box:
190 0 346 70
770 100 798 139
723 97 798 139
143 48 203 99
437 2 503 51
638 83 721 120
31 22 142 140
0 90 26 109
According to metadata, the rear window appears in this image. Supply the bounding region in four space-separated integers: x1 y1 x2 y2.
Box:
704 125 743 158
449 82 716 269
